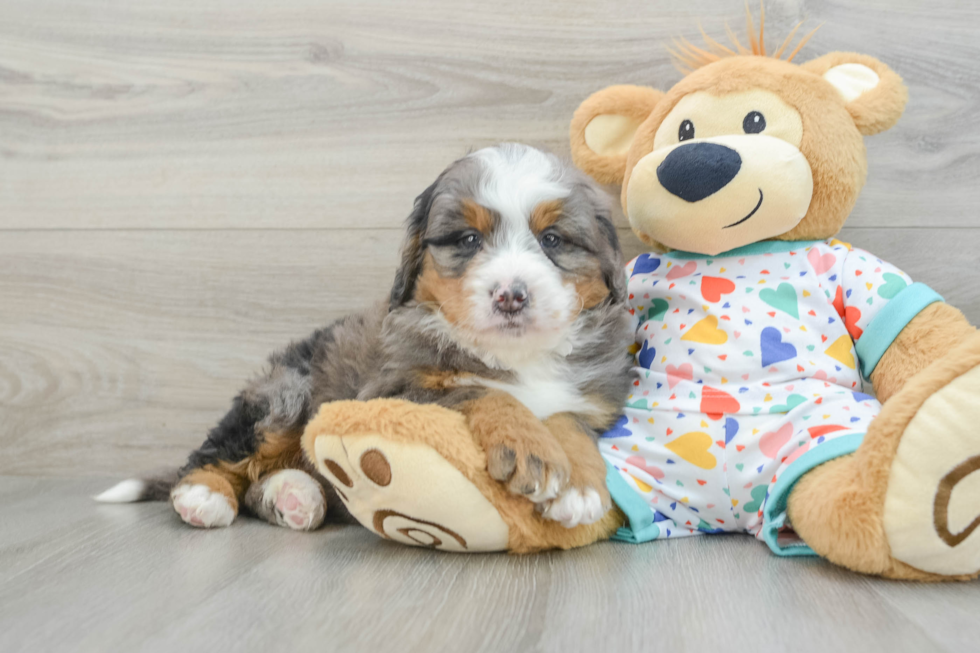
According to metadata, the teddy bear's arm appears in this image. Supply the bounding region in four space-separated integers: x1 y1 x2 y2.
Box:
835 246 975 403
871 302 977 403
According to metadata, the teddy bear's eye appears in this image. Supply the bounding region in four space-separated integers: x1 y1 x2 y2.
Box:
743 111 766 134
678 119 695 142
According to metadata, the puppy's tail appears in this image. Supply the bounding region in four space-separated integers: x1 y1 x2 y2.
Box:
94 471 178 503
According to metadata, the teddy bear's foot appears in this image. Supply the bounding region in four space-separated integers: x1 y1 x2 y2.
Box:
304 402 511 552
311 433 510 550
883 365 980 577
243 469 327 531
789 333 980 580
301 399 623 553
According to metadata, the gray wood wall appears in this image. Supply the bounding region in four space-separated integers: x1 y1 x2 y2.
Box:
3 0 979 476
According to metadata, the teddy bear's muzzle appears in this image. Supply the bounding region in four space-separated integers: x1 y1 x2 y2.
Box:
625 134 814 255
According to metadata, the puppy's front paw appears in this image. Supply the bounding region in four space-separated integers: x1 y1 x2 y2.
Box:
539 485 611 528
486 440 571 503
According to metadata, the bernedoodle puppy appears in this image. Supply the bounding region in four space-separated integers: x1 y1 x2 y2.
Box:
98 143 633 532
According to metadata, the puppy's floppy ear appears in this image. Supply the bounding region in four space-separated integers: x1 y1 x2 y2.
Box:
595 214 627 304
389 181 437 310
570 85 664 186
801 52 908 136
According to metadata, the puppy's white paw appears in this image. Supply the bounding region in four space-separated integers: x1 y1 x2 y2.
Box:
539 486 607 529
172 484 236 528
263 470 326 531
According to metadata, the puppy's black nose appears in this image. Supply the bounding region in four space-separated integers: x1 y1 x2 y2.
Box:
656 142 742 202
493 283 529 314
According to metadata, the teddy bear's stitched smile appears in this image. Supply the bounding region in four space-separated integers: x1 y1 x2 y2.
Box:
723 188 764 229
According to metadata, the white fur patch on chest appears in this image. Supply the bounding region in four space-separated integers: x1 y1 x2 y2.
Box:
471 359 597 419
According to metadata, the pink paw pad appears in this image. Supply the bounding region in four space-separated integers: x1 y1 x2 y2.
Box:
276 485 307 526
264 473 326 531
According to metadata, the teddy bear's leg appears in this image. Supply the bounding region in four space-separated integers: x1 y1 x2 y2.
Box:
787 332 980 580
301 398 621 553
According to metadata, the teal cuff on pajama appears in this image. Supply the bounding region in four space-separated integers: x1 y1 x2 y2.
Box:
605 460 661 543
855 283 944 379
761 433 866 556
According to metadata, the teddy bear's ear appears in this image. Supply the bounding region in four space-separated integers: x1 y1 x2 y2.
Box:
570 85 664 185
801 52 908 136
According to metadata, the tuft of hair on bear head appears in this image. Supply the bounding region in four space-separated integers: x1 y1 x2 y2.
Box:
668 2 822 74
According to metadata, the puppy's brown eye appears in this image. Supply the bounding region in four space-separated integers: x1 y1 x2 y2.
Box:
743 111 766 134
678 119 695 142
458 233 482 248
540 233 561 249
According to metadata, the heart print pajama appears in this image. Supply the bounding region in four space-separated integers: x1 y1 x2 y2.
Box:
600 239 943 555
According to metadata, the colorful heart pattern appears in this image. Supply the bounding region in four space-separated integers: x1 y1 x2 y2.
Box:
877 272 907 299
638 340 656 369
701 276 736 303
625 455 665 481
665 432 717 470
743 485 769 513
666 260 697 281
759 423 793 459
701 386 740 420
666 362 694 389
825 335 856 370
681 316 728 345
760 327 796 367
807 248 837 275
605 242 915 539
647 298 669 322
759 282 799 318
631 253 661 278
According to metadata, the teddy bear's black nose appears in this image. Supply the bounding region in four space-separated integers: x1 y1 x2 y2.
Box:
656 142 742 202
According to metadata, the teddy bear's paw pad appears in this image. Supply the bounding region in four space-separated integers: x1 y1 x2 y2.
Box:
312 433 510 552
172 484 236 528
539 486 608 529
884 365 980 576
261 469 326 531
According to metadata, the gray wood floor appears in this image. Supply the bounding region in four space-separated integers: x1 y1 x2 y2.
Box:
2 0 980 650
2 476 979 653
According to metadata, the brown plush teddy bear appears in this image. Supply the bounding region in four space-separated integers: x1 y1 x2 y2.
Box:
302 20 979 581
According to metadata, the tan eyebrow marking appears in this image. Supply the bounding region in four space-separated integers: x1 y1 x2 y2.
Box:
461 199 494 235
530 199 564 234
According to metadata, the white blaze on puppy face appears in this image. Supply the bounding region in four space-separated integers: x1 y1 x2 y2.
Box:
461 145 580 359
